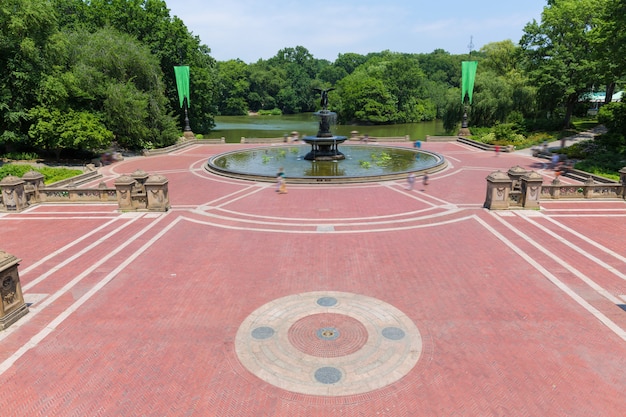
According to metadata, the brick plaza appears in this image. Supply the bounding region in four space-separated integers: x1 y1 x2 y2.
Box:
1 141 625 416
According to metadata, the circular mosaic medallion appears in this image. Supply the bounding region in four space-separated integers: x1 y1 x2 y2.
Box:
235 291 422 396
288 313 368 357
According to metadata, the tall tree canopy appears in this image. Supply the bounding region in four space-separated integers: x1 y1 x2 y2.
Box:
520 0 605 128
0 0 218 156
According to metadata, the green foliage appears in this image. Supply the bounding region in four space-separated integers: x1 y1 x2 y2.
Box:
0 0 214 157
598 102 626 137
0 164 36 179
336 52 435 124
574 156 624 181
559 140 595 159
0 152 39 160
258 108 282 115
520 0 603 128
36 166 83 183
0 164 81 184
370 152 392 167
28 106 113 156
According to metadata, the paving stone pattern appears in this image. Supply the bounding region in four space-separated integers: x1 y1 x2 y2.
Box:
0 141 625 416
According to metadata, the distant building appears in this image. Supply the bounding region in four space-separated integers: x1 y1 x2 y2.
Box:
581 91 623 115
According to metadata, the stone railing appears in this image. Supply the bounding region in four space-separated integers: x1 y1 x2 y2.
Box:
347 131 410 142
46 167 102 187
38 186 118 204
457 136 515 152
240 137 288 144
484 166 626 210
0 169 169 212
540 177 624 200
143 136 226 156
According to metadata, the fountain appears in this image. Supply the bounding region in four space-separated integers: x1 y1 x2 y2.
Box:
302 88 347 161
206 87 447 183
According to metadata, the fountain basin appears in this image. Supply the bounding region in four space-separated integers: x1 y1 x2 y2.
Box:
302 135 348 161
206 144 447 184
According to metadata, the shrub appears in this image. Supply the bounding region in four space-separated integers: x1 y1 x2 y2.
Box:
258 108 283 116
0 152 40 161
0 164 82 184
598 102 626 136
560 140 595 159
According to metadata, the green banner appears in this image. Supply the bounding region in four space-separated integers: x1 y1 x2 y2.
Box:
461 61 478 104
174 66 190 108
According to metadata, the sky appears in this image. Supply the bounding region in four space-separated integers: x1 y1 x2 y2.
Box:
165 0 548 63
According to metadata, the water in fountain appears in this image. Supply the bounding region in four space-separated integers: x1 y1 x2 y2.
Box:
205 87 447 183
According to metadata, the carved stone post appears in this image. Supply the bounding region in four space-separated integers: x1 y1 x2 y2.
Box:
114 175 135 211
98 182 109 202
507 165 529 191
550 177 562 199
145 174 170 212
22 170 45 204
0 251 28 330
484 171 513 210
583 177 595 198
131 169 149 190
521 171 543 209
0 175 28 212
130 170 149 210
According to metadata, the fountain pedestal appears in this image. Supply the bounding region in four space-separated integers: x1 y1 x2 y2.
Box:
303 110 347 161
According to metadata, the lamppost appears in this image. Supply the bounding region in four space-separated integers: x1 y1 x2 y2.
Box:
174 65 194 139
459 38 477 137
182 97 191 132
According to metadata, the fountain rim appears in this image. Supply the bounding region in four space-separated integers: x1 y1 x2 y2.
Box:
205 144 448 184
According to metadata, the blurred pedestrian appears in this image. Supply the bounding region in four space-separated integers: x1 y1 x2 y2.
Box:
422 172 429 190
276 167 285 192
278 176 288 194
407 172 416 190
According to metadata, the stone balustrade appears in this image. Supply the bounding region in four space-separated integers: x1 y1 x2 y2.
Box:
484 166 626 210
0 169 169 212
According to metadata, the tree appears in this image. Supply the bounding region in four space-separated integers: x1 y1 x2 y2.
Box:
592 0 626 101
336 52 434 123
55 0 218 134
216 60 250 115
65 28 178 149
337 72 396 124
479 40 520 76
334 53 367 75
0 0 59 150
520 0 605 128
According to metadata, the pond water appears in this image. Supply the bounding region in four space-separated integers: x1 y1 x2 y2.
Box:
204 114 446 143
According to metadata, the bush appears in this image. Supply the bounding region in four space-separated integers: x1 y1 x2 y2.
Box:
598 102 626 136
0 164 82 184
560 140 595 159
0 152 40 161
523 118 564 132
258 108 282 116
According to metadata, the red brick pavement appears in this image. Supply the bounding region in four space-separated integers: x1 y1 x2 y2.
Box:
0 142 625 416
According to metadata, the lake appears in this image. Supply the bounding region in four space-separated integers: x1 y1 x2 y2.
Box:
204 114 447 143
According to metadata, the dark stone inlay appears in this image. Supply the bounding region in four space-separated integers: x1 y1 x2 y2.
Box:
317 296 338 307
382 327 406 340
314 367 342 384
251 326 275 340
316 327 340 341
